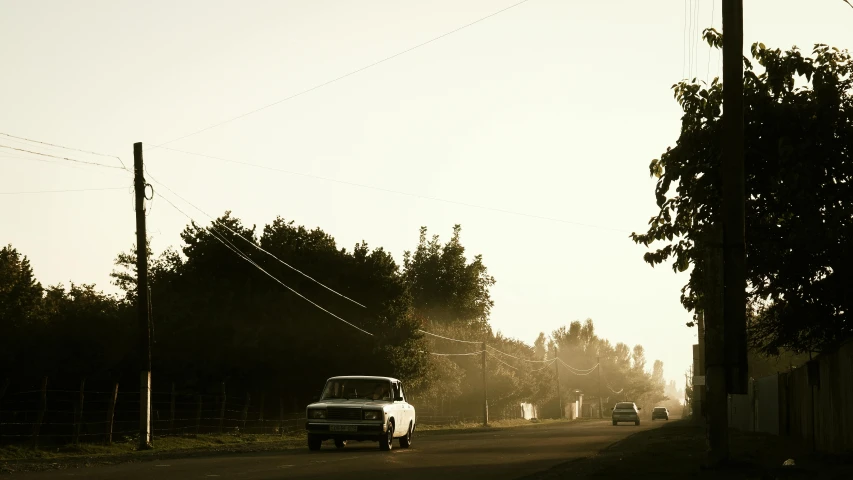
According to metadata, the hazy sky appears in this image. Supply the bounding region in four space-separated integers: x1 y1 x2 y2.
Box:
2 0 850 387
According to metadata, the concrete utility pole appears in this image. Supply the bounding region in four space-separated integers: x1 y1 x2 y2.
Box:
705 225 727 465
482 341 488 426
597 356 603 419
721 0 748 396
555 347 562 419
134 142 152 450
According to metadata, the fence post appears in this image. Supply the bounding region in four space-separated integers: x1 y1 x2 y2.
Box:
219 382 226 434
31 377 47 450
0 378 8 445
169 383 176 435
278 397 284 437
258 394 265 435
105 382 118 445
241 393 250 431
74 378 85 445
195 395 203 436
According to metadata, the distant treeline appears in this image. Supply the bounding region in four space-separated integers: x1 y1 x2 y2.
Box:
1 218 667 415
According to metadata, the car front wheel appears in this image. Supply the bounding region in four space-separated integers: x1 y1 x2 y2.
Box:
379 422 394 451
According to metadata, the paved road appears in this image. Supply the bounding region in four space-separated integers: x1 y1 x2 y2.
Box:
17 420 667 479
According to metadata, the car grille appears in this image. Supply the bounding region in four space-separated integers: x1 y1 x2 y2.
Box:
327 407 362 420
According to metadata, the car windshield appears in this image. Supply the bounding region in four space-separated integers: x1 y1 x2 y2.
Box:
321 379 392 401
654 407 666 412
615 403 634 409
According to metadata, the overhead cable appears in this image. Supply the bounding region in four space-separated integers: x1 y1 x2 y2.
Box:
147 0 533 150
0 132 127 170
148 146 632 233
144 169 366 309
155 190 374 337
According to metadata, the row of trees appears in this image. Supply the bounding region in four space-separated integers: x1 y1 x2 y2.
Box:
1 218 669 415
633 35 852 357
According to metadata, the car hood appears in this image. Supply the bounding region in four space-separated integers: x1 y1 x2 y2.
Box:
307 399 391 409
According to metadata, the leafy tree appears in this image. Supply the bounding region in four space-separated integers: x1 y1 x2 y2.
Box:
0 245 44 376
631 32 853 354
403 225 495 332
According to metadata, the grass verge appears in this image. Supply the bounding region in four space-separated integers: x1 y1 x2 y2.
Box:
0 417 595 474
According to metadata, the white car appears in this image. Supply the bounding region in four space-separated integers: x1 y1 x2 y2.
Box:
305 376 416 451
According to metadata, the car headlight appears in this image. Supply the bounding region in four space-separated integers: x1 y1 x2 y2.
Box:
363 410 381 420
309 409 326 419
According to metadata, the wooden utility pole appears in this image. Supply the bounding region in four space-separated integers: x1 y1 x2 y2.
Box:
597 356 603 418
134 142 152 450
555 347 562 419
721 0 748 395
482 341 489 426
704 226 728 465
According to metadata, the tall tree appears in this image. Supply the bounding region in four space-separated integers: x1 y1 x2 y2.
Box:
403 225 495 332
631 34 853 354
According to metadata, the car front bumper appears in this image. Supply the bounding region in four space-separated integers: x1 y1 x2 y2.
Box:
305 421 385 440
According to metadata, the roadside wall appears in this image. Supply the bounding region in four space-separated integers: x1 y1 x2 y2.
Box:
727 339 853 453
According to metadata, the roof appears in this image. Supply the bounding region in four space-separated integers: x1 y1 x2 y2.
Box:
326 375 400 382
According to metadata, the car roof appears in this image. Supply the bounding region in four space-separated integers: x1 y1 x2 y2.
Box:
326 376 400 383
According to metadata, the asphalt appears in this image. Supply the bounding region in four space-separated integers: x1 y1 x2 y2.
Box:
10 419 669 479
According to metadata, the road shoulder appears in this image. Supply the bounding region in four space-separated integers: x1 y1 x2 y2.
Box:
517 420 853 479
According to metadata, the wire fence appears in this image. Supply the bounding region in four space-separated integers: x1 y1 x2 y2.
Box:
0 380 308 448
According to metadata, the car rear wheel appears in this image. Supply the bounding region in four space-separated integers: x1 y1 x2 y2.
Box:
308 434 321 451
335 439 347 449
399 422 413 449
379 422 394 451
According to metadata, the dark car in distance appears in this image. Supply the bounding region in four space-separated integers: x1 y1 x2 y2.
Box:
651 406 669 421
611 402 641 426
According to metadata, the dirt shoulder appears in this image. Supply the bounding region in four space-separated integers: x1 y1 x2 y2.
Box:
519 420 853 480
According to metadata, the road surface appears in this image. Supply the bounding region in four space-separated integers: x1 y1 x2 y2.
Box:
15 420 667 479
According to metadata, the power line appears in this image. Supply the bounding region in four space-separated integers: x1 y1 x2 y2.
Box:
146 0 533 151
0 132 127 170
424 350 485 357
557 358 599 375
706 0 715 84
0 145 128 171
144 168 367 309
486 345 553 363
148 146 633 233
487 351 521 370
154 190 374 337
418 329 482 345
0 187 127 195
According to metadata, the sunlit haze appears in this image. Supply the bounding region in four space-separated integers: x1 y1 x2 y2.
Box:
2 0 850 388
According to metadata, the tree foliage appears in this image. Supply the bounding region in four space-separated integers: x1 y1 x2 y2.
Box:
632 32 853 354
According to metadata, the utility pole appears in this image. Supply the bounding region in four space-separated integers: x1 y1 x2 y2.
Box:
134 142 152 450
481 341 488 426
704 225 727 465
597 356 603 419
555 347 562 419
695 311 706 423
721 0 748 396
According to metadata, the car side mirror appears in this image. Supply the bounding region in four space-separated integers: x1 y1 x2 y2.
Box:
638 407 642 411
394 395 403 402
